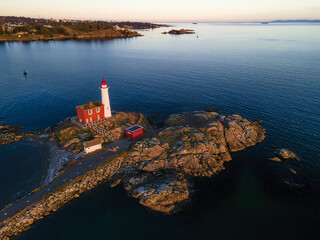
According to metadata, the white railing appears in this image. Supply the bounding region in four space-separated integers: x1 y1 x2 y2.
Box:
71 116 116 141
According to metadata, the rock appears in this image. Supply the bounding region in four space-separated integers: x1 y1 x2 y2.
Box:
110 179 121 188
109 127 123 139
224 115 265 151
59 126 76 136
76 130 91 140
108 146 120 152
116 111 265 213
274 148 300 161
269 156 282 162
125 172 190 213
165 29 195 35
289 168 297 174
63 138 80 148
0 124 37 145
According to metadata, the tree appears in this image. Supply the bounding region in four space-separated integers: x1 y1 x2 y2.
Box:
0 25 4 35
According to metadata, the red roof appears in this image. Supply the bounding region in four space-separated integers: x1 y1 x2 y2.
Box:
76 101 103 110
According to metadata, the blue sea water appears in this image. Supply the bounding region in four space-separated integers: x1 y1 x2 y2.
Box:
0 23 320 239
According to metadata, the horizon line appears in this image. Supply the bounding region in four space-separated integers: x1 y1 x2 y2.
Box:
1 15 320 24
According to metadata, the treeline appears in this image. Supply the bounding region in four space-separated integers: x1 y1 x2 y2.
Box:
0 16 168 30
112 21 169 29
63 21 114 31
0 24 69 36
0 16 45 24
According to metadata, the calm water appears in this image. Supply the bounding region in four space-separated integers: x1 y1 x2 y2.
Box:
0 23 320 239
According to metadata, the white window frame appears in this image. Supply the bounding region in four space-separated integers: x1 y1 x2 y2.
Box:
88 109 92 115
96 107 100 113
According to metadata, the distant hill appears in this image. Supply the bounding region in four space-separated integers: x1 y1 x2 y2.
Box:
270 19 320 23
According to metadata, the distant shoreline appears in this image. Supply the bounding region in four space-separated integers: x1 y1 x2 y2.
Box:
0 16 169 43
0 31 142 43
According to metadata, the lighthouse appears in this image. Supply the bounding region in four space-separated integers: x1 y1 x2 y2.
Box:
100 77 112 118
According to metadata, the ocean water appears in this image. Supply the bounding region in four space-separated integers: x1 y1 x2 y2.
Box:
0 23 320 239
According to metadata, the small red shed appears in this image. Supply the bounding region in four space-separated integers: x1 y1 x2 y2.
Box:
125 125 144 140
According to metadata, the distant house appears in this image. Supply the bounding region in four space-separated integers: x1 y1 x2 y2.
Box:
83 138 103 154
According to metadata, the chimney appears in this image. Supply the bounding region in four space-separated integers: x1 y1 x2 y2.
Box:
89 101 93 106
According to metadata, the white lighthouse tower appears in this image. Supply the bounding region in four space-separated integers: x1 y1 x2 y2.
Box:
100 77 112 118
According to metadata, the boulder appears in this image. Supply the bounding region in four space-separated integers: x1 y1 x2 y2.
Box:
63 138 80 148
59 126 76 136
269 156 282 162
126 172 190 213
274 148 300 161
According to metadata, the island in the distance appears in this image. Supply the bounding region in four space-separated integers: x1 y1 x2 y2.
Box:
162 29 195 35
0 16 169 42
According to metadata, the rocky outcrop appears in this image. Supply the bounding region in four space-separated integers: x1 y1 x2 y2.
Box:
269 156 282 162
274 148 300 161
0 111 265 238
112 111 265 213
125 172 190 213
0 124 38 145
162 29 195 35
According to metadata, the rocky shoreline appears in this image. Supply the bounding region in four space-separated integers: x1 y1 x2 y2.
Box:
111 111 265 212
0 124 39 145
0 110 265 239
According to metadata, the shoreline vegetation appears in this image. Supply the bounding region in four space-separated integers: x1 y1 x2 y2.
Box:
0 110 266 239
0 16 170 42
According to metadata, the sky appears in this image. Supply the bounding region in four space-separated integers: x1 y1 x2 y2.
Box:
0 0 319 22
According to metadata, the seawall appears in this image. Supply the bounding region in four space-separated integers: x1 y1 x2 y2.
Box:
0 155 123 240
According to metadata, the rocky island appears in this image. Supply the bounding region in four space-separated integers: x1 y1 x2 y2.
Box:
0 110 265 239
162 29 195 35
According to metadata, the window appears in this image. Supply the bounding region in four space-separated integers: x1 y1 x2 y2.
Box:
96 108 100 113
88 109 92 115
90 117 92 122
